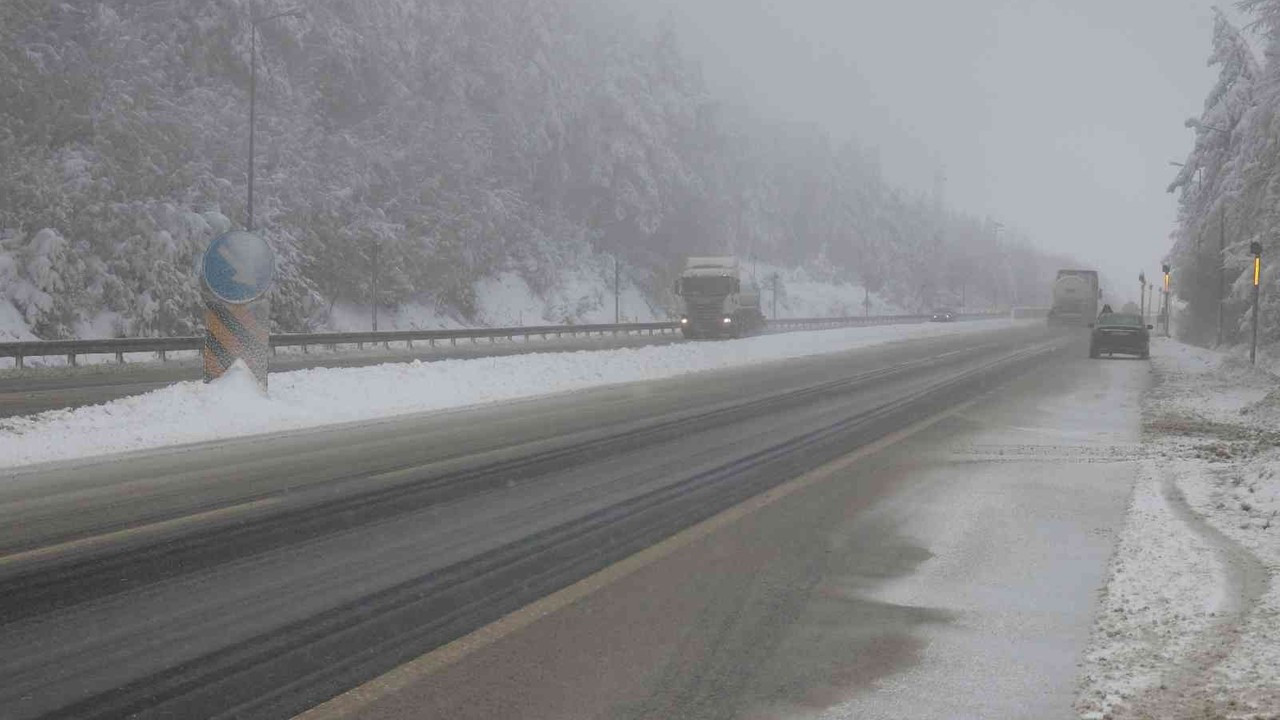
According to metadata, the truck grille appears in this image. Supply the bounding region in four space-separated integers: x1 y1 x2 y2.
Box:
686 300 724 326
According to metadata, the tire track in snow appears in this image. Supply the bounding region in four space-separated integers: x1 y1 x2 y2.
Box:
1119 477 1270 720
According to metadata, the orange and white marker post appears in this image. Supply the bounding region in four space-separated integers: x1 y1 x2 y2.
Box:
202 299 271 386
199 231 276 390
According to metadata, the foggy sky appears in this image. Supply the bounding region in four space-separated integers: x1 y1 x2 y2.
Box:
623 0 1240 296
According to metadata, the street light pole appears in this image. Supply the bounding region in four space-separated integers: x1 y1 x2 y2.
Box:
1139 272 1146 321
248 22 257 231
371 240 379 332
246 8 303 232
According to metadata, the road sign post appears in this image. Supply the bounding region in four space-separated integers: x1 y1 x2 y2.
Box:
199 231 276 389
1251 242 1262 365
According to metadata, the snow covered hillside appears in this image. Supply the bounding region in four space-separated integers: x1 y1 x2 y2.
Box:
0 248 904 340
320 260 909 333
1 1 1068 343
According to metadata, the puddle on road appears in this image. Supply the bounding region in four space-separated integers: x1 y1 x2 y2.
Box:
612 522 953 720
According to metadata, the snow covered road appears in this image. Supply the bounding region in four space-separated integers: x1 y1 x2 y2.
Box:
0 319 1029 470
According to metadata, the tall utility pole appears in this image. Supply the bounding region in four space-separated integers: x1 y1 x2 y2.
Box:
248 22 256 231
772 273 779 320
1139 272 1147 321
371 240 379 332
1218 206 1227 346
993 221 1006 312
246 8 304 232
1251 242 1262 364
614 257 620 324
1179 122 1235 346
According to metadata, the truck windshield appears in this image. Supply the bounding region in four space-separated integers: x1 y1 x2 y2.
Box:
681 276 737 295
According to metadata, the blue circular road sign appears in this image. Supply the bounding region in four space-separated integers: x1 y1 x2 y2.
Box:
201 231 276 304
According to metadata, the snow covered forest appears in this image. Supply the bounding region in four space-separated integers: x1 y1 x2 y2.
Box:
1 0 1069 340
1169 1 1280 347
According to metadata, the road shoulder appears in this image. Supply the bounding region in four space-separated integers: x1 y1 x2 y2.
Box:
1075 338 1280 719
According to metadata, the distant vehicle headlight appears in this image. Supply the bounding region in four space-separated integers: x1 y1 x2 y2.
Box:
680 317 689 324
723 317 732 324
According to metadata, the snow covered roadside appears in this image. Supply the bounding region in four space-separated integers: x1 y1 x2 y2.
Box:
1076 338 1280 719
0 319 1026 471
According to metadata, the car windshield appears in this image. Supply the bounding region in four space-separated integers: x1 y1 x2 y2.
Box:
1098 313 1143 327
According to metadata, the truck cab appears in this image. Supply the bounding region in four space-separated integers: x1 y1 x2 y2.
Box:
675 257 765 339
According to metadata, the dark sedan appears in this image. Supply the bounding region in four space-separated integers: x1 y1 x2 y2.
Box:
1089 313 1151 359
930 308 957 322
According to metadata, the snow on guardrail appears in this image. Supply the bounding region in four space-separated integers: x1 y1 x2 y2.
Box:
0 318 1029 470
0 314 1005 370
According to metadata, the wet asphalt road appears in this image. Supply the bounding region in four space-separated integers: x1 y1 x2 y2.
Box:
303 330 1148 720
0 323 1134 719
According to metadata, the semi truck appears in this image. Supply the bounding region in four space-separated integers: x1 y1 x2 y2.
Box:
674 257 766 339
1047 269 1101 326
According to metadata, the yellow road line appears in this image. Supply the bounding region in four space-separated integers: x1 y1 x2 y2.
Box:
0 497 283 572
294 395 981 720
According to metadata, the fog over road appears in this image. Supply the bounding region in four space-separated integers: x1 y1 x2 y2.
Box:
0 325 1144 719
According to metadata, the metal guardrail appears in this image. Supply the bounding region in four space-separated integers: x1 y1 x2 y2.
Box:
0 322 680 368
0 313 1005 369
769 313 937 330
1010 306 1052 319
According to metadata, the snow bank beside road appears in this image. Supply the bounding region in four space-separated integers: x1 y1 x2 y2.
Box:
1076 337 1280 719
0 319 1025 470
1076 460 1238 719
